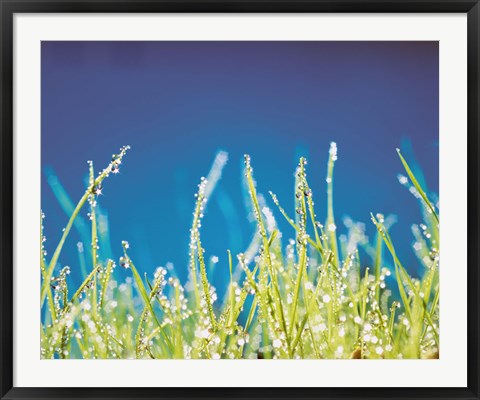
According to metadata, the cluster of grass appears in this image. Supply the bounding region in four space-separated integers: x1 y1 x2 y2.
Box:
40 143 439 359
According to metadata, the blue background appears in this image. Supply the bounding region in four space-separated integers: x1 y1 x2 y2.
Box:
41 41 438 290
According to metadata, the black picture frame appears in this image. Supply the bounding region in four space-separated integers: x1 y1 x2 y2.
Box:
1 1 479 399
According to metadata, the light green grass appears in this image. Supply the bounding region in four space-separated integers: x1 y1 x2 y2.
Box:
41 143 439 359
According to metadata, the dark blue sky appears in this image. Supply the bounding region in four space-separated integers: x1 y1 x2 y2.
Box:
41 41 438 288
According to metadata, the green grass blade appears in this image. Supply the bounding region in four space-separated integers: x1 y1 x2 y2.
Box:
122 244 173 353
397 149 439 224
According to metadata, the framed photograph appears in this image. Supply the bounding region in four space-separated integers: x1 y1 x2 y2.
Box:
1 1 479 399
